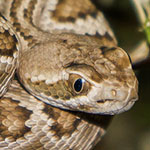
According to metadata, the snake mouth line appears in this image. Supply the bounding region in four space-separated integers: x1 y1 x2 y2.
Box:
96 99 115 103
96 97 137 115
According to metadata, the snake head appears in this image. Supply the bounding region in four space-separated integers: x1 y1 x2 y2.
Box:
65 47 138 115
18 34 138 115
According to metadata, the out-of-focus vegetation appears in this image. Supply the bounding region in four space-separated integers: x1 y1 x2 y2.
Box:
93 0 150 150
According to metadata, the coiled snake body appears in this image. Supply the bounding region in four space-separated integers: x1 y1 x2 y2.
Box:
0 0 138 149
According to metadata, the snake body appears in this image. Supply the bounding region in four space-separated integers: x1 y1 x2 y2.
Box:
0 0 138 149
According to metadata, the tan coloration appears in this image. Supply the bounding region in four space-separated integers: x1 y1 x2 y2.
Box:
26 78 73 100
0 0 138 149
23 0 38 25
25 73 90 101
9 0 37 47
1 0 117 47
103 47 131 69
52 0 97 22
67 65 103 84
43 104 82 137
0 14 20 97
36 0 117 43
18 33 138 114
0 98 31 140
0 80 108 150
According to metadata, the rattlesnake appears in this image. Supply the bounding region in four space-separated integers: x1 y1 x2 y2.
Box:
0 0 138 149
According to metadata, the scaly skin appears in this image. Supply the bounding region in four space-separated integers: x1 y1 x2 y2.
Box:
0 0 138 149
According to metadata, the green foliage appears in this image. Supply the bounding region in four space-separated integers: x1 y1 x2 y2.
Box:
144 18 150 44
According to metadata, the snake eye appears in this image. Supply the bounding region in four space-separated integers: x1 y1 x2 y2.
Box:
74 78 85 93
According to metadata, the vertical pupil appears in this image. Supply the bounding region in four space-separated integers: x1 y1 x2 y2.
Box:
74 78 83 92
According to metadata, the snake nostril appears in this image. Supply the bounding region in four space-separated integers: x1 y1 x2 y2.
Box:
111 89 117 97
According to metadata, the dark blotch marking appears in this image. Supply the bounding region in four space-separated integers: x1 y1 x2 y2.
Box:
58 17 66 22
67 16 76 23
53 95 59 99
10 11 17 17
43 104 81 138
0 30 18 56
85 33 91 36
13 22 21 32
95 32 103 38
58 16 76 23
95 31 114 41
23 9 28 18
65 95 71 100
100 46 117 55
13 22 20 27
20 32 25 37
24 35 33 40
0 98 32 140
89 11 98 18
104 32 114 41
78 12 86 19
9 0 36 44
44 101 112 129
51 116 81 138
43 104 56 120
85 32 114 43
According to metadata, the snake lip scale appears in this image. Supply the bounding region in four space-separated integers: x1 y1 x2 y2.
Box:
0 0 138 149
96 98 136 115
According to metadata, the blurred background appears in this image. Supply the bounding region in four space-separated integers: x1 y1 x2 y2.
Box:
92 0 150 150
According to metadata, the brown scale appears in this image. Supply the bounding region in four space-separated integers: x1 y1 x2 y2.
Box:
52 0 98 22
10 0 37 47
28 79 73 100
0 30 18 56
0 80 113 149
27 74 91 102
0 98 31 140
23 0 38 26
0 15 20 96
0 72 8 83
0 0 139 149
43 104 82 139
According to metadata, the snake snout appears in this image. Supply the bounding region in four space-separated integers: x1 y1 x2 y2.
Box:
87 76 138 114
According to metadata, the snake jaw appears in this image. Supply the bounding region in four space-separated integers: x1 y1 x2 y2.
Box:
71 78 138 115
17 34 138 115
63 48 138 114
85 69 138 115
